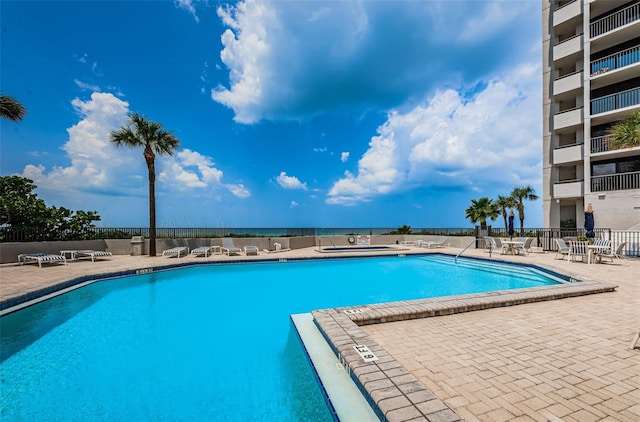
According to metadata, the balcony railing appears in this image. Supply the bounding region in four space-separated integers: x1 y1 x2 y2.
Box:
554 0 577 12
591 135 614 153
591 87 640 115
591 45 640 75
590 2 640 38
591 171 640 192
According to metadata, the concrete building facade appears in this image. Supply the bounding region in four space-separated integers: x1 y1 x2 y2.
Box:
543 0 640 230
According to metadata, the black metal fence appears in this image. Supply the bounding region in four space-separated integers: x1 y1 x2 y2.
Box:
2 225 638 256
0 226 477 242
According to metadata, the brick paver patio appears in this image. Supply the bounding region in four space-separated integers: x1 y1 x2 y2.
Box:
1 246 638 421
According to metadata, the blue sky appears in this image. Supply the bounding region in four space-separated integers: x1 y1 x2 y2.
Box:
1 0 543 228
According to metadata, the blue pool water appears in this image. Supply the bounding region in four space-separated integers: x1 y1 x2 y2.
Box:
1 256 560 420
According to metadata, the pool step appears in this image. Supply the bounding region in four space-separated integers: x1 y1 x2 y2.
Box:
421 255 544 282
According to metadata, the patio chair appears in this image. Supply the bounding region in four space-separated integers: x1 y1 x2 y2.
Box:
76 250 113 262
554 238 570 260
162 246 189 258
18 253 67 268
221 238 243 256
596 241 627 265
569 241 589 262
482 236 504 254
513 237 534 255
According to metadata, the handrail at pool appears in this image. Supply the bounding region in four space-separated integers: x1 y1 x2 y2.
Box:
317 236 336 252
455 239 477 263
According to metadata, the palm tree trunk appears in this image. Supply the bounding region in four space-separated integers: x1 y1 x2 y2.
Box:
502 211 508 233
145 148 157 257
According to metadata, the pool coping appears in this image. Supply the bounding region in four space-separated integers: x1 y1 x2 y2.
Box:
0 253 620 422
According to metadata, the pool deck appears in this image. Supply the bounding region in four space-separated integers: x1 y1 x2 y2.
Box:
1 246 638 421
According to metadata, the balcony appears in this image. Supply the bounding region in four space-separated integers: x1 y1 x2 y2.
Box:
591 87 640 115
553 179 584 198
553 34 583 62
590 2 640 38
591 134 615 153
553 0 582 27
554 71 583 97
554 107 583 130
553 143 584 164
590 45 640 90
591 171 640 192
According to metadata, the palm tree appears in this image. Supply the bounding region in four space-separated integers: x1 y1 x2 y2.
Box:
511 185 539 235
609 110 640 149
110 113 181 257
495 195 517 234
0 94 27 122
464 197 499 229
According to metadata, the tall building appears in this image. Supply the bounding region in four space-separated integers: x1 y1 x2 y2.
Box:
543 0 640 230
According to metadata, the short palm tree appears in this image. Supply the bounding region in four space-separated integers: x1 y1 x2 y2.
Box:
110 113 181 257
609 111 640 150
0 94 27 122
495 195 517 234
464 197 499 229
511 185 539 235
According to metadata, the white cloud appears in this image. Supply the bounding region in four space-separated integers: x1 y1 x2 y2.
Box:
275 171 308 190
159 149 251 198
174 0 199 23
327 64 542 205
22 92 133 193
74 79 101 92
21 92 250 202
340 152 350 163
212 0 537 124
290 201 299 208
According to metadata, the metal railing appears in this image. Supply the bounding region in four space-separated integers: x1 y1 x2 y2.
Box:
554 69 582 81
591 45 640 75
591 134 614 153
553 32 582 47
591 87 640 115
554 0 577 12
591 171 640 192
590 2 640 38
554 105 583 116
554 140 583 150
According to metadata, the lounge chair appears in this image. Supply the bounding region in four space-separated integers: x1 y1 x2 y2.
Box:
221 238 242 256
18 253 67 268
162 246 189 258
554 238 570 260
76 250 113 262
244 246 259 256
263 243 291 253
190 246 218 257
596 241 626 265
421 237 449 248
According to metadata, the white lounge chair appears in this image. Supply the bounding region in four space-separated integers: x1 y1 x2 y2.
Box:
162 246 189 258
263 243 291 253
244 246 259 256
554 239 570 260
422 237 449 248
221 238 242 256
597 241 626 265
76 250 112 262
190 246 217 257
18 253 67 268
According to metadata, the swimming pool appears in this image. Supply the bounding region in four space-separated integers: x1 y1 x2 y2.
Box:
0 255 561 420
